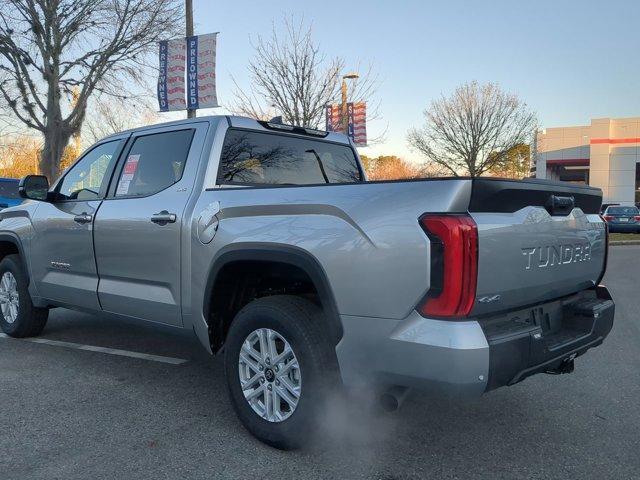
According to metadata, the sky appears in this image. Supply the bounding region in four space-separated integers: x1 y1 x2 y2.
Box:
192 0 640 163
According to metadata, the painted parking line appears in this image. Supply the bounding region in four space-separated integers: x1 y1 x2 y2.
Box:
0 333 188 365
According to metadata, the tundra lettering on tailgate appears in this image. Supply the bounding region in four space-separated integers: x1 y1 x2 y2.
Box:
521 243 592 270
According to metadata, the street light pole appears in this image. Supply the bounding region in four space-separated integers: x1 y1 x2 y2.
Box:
186 0 195 119
340 80 348 134
340 72 359 135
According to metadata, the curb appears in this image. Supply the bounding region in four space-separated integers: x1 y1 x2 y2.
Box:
609 240 640 246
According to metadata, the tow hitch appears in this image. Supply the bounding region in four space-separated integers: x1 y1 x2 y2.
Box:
545 354 576 375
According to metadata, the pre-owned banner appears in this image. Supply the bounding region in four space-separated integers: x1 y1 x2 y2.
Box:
157 39 186 112
186 33 219 110
158 33 218 112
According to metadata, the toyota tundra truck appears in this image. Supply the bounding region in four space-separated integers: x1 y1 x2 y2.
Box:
0 116 614 449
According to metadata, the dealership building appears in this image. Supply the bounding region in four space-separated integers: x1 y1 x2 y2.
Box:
534 117 640 205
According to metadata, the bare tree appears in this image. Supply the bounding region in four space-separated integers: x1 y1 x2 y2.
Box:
407 81 537 177
0 0 181 180
232 17 380 131
84 96 160 143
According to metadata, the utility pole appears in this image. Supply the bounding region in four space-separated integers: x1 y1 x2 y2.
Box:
186 0 196 119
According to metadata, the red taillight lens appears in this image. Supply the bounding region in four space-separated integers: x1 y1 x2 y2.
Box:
418 214 478 318
634 216 640 222
603 215 614 222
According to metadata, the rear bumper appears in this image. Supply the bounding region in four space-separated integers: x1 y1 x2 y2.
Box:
335 286 614 396
607 223 640 233
336 313 490 396
484 286 614 390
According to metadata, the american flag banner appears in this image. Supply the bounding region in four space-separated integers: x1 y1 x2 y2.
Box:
325 104 342 132
350 102 367 146
157 39 186 112
158 33 218 112
187 33 219 109
325 102 366 145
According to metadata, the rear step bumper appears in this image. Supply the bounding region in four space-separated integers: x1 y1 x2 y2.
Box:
335 286 614 396
484 286 614 391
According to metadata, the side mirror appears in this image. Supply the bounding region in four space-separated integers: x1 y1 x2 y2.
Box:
18 175 50 201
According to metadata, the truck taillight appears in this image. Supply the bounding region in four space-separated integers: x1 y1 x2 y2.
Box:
418 214 478 318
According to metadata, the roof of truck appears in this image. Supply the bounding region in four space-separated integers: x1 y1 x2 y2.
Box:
101 115 352 145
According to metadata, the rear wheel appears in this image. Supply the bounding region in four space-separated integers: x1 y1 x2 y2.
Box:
0 254 48 337
224 295 339 450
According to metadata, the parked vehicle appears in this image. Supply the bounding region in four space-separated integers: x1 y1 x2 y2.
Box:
0 177 22 210
600 203 620 215
0 116 614 449
602 205 640 233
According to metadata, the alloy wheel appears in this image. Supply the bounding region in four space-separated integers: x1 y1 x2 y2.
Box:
0 271 19 324
238 328 302 422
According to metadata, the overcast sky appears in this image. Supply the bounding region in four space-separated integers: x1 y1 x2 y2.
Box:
192 0 640 163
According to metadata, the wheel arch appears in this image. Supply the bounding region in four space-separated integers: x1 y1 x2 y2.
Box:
203 243 343 351
0 233 27 269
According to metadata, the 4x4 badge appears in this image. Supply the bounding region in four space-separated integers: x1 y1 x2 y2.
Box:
478 294 501 303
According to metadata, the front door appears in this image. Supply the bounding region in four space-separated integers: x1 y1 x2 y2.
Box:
30 138 125 310
93 124 207 326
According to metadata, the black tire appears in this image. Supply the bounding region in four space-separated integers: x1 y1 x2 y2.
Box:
224 295 339 450
0 254 48 338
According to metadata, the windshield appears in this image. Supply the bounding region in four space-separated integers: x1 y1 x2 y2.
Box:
607 206 639 215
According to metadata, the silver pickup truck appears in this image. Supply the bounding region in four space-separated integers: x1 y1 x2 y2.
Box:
0 116 614 449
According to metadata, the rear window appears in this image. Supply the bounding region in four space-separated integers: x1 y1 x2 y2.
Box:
217 130 363 185
607 206 639 215
0 180 19 199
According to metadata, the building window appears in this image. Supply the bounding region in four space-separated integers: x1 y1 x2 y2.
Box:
557 166 589 185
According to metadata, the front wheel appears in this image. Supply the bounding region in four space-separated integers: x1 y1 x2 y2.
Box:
224 295 339 450
0 254 48 337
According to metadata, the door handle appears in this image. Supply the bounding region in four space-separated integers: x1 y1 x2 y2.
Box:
73 213 93 224
151 210 177 225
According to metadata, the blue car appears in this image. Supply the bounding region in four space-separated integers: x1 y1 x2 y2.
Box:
0 178 22 210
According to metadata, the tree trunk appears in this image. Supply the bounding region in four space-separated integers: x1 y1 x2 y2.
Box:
40 61 70 182
40 128 70 181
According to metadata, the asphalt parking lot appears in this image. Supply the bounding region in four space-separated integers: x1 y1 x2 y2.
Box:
1 247 639 480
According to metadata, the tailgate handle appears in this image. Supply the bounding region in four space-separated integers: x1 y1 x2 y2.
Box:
546 195 574 216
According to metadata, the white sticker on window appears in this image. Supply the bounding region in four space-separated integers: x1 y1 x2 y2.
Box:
116 154 140 195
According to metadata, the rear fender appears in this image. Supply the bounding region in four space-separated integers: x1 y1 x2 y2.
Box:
201 243 343 352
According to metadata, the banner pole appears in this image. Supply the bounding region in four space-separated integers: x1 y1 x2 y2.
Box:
186 0 196 119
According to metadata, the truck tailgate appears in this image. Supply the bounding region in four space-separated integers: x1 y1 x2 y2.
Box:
468 179 607 316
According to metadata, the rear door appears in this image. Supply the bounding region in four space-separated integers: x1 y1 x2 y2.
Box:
468 179 607 316
93 123 208 326
30 138 125 309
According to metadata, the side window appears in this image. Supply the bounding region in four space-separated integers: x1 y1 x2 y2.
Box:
115 129 194 198
217 130 363 185
58 140 121 201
